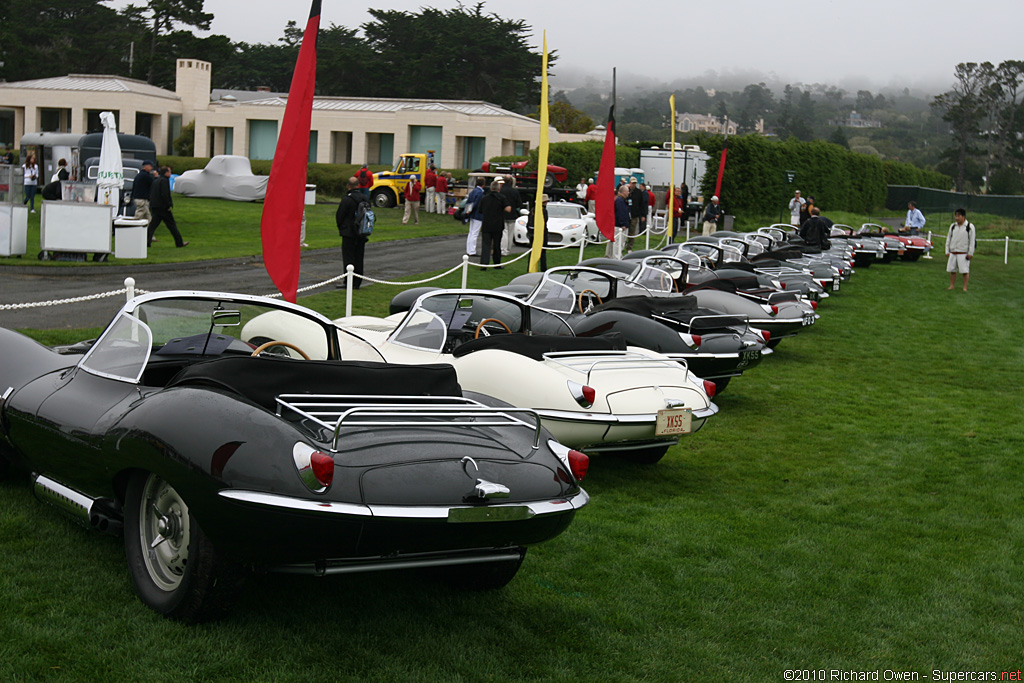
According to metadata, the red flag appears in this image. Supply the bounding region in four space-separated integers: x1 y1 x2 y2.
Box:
714 130 728 200
260 0 321 302
594 107 616 240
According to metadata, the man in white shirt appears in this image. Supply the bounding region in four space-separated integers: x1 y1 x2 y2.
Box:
905 201 926 235
945 208 976 292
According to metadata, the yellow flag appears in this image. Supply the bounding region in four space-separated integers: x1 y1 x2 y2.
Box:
529 32 549 273
668 94 676 241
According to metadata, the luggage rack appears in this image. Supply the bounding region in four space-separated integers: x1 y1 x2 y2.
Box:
275 394 543 451
542 350 684 383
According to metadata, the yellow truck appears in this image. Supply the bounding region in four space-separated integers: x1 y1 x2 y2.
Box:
368 151 434 208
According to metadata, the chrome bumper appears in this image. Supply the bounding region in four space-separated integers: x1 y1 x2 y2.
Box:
536 402 719 425
219 488 589 519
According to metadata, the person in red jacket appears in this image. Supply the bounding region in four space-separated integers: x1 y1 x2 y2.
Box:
403 178 422 225
356 164 374 199
585 178 597 213
424 164 437 215
434 171 449 214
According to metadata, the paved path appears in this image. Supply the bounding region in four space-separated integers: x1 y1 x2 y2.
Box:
1 235 476 330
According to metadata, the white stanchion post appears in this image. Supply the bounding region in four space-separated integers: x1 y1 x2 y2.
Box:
923 231 934 259
345 265 354 317
124 277 135 301
461 254 469 288
645 225 650 251
686 218 691 242
1006 236 1010 265
579 236 586 264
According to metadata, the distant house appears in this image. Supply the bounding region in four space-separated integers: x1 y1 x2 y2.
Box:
829 110 882 129
674 112 738 136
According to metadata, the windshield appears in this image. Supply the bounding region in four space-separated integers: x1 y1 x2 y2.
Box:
528 270 614 314
547 204 583 220
633 264 677 294
391 293 525 353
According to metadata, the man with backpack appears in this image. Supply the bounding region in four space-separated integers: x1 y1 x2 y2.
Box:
946 208 976 292
356 164 374 199
336 177 371 289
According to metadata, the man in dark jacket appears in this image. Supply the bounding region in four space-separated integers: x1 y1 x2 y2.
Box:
335 177 368 289
499 175 521 256
605 183 631 259
478 180 510 266
799 207 833 250
131 160 156 222
147 166 188 247
627 177 644 252
702 195 723 236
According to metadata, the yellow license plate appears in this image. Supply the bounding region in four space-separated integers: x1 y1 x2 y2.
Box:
656 408 692 436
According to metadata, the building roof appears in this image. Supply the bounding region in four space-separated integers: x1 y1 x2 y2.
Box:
0 74 179 100
211 91 539 123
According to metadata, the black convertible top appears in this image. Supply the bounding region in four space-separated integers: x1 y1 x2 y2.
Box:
452 332 627 360
167 357 462 411
590 296 697 317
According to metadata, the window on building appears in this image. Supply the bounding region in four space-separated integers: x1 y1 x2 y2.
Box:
248 120 278 160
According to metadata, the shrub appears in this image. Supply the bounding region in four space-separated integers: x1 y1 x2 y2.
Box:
697 135 950 215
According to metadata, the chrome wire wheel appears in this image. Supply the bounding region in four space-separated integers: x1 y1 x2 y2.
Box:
139 474 191 592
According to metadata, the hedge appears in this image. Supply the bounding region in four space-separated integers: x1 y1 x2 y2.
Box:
696 135 950 216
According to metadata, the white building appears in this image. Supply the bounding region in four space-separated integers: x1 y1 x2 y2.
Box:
0 59 563 169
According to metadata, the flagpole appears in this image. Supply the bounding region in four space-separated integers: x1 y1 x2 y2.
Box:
529 32 550 273
668 95 676 242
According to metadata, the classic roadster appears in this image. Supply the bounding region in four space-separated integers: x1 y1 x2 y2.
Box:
0 291 589 622
247 289 719 464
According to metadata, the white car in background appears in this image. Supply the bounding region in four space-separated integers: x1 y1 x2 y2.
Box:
513 201 598 247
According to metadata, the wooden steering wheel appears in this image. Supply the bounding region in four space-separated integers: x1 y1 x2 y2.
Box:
578 288 604 313
474 318 512 338
250 340 311 360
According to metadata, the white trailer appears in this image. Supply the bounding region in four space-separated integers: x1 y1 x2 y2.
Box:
640 144 710 197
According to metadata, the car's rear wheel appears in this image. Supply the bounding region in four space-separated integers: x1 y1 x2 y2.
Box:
618 444 670 465
441 548 527 590
371 188 395 208
124 471 241 622
543 175 555 188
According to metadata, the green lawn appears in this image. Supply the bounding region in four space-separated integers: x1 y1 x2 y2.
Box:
2 238 1023 680
0 195 465 267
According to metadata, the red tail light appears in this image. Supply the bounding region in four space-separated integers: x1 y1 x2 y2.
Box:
810 300 818 310
702 379 716 399
760 330 771 344
568 381 595 408
567 450 589 481
770 305 779 315
779 282 787 289
310 451 335 488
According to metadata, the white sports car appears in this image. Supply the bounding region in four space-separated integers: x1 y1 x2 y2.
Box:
244 289 718 464
513 202 598 247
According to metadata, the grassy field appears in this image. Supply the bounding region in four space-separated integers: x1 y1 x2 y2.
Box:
2 245 1022 680
0 195 466 267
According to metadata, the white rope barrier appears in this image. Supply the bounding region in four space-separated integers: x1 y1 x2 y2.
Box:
16 223 1017 314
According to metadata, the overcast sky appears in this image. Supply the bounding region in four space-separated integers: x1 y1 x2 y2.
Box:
112 0 1022 95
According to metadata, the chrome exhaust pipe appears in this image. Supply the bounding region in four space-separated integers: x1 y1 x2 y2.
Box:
33 475 122 535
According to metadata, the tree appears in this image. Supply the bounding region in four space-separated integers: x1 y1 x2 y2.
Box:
735 83 773 133
534 101 594 134
0 0 144 82
829 127 850 149
933 62 988 192
357 3 551 111
129 0 214 83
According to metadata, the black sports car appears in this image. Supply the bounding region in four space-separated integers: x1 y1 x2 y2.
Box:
0 291 589 622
